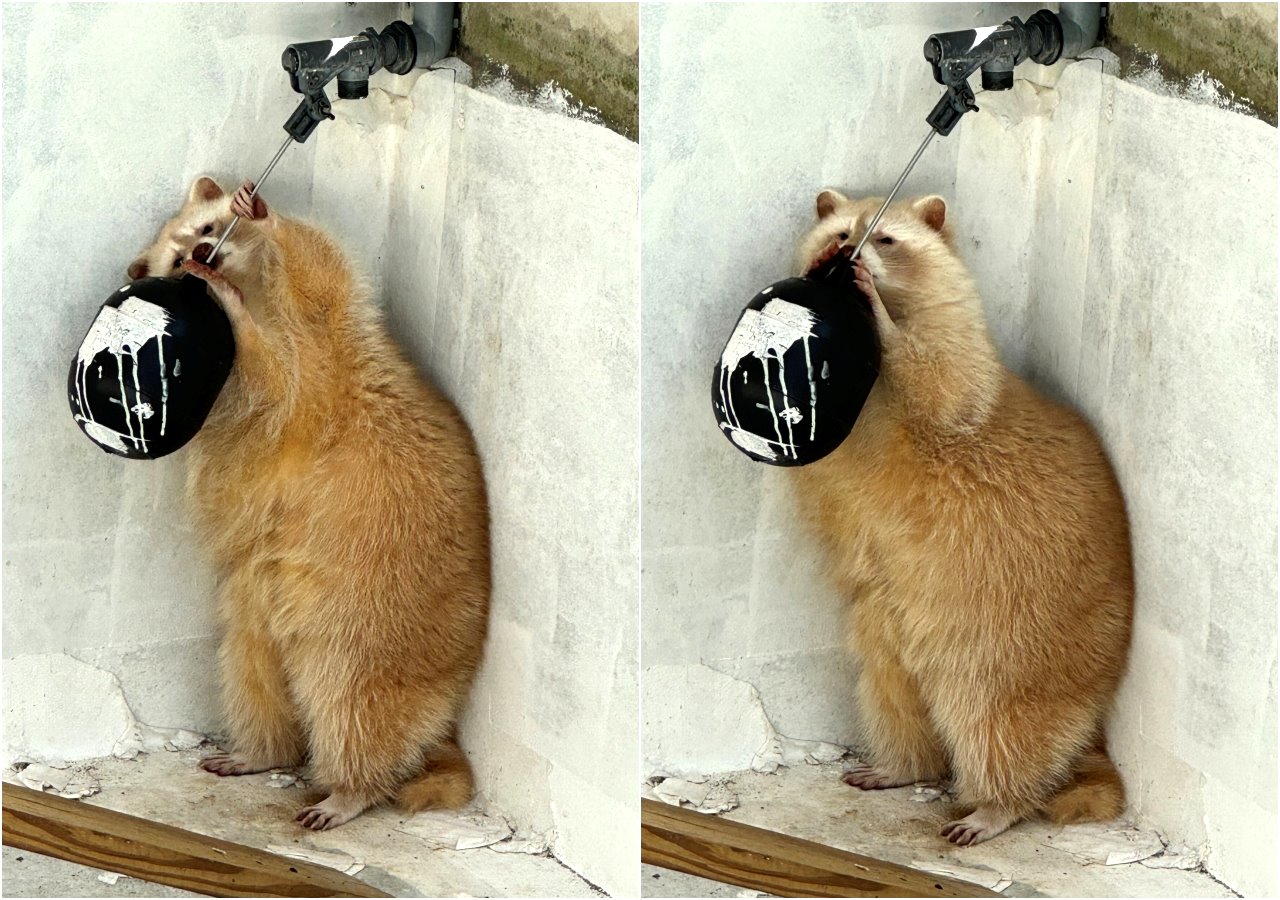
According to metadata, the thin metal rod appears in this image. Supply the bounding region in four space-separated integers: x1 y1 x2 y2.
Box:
849 128 937 259
206 133 295 262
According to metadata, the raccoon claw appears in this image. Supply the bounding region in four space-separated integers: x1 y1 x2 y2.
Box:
199 753 271 777
853 260 897 340
852 259 879 301
295 806 338 830
231 181 268 220
841 763 915 790
294 795 365 831
940 808 1017 846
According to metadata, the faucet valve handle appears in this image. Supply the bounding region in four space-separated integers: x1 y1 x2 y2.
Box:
926 81 979 137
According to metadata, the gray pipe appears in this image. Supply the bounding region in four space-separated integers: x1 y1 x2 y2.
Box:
410 2 456 69
1058 2 1102 58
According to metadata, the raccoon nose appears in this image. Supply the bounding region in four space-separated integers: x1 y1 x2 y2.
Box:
191 243 213 264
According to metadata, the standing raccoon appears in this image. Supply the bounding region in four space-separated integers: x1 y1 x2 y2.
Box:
790 190 1133 845
128 177 490 830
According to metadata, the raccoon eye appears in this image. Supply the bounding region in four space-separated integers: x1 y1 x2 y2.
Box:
878 236 895 246
173 257 182 268
837 232 849 241
201 224 214 236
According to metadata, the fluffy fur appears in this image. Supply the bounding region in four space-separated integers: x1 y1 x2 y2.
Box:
790 190 1133 845
129 177 490 830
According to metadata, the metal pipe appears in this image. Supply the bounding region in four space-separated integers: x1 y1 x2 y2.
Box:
206 133 294 263
409 2 456 69
849 128 937 260
1058 2 1102 58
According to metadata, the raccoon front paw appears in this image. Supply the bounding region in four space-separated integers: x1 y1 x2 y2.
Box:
940 806 1018 846
198 752 276 776
231 181 268 220
841 762 916 790
180 260 247 322
294 793 370 831
853 259 898 343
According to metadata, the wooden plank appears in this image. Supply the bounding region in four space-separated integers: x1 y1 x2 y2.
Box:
641 798 1000 898
2 783 389 898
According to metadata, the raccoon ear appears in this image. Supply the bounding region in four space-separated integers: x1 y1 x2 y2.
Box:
914 195 948 233
127 258 149 280
816 190 847 220
188 176 224 203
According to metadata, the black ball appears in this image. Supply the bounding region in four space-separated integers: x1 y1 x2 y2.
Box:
713 254 881 466
68 274 235 460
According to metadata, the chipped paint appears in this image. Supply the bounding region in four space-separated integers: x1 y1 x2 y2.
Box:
266 844 364 876
12 761 101 799
649 775 739 814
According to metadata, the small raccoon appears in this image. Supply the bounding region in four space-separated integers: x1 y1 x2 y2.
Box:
128 177 491 830
790 189 1133 845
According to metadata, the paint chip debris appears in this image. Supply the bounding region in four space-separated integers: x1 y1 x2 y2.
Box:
908 782 947 803
912 860 1012 893
396 809 514 850
113 723 205 760
97 872 127 886
1043 821 1164 866
489 833 552 855
266 844 364 876
265 772 300 789
651 776 739 814
12 762 100 799
1139 847 1204 871
751 734 847 775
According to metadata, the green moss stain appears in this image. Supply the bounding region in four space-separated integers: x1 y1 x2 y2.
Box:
1106 3 1277 125
459 3 638 140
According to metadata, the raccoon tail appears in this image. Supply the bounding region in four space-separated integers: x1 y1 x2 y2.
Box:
395 732 475 813
1041 741 1125 824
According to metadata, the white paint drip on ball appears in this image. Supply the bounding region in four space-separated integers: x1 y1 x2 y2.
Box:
74 297 172 454
717 298 819 460
728 428 778 461
74 417 131 454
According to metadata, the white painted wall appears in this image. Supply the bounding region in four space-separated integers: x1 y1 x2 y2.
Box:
3 4 637 895
319 69 641 897
640 4 1276 896
2 0 401 744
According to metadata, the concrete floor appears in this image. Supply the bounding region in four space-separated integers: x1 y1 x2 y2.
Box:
642 763 1239 898
2 746 601 898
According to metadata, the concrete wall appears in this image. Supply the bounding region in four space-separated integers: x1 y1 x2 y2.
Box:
460 2 639 138
1107 2 1277 124
321 67 640 897
640 4 1276 896
3 3 637 895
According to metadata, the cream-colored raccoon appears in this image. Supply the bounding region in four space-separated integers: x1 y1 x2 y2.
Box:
129 177 490 830
790 189 1132 845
